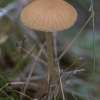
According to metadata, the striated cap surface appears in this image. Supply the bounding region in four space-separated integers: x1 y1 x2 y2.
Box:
21 0 77 32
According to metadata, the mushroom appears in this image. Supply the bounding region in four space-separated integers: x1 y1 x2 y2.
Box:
20 0 77 76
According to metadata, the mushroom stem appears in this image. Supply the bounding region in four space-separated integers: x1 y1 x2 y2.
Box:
46 32 54 76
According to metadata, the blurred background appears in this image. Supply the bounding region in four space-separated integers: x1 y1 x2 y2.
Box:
0 0 100 100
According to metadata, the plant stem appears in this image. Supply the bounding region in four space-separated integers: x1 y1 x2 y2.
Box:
90 0 95 95
46 32 54 76
57 15 92 62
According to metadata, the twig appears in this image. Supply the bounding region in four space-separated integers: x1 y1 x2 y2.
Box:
7 82 40 89
53 56 87 97
53 32 65 100
14 90 33 100
55 61 87 98
58 62 65 100
63 58 80 73
20 25 47 59
15 40 47 66
57 15 92 61
22 48 48 66
23 42 46 94
0 1 17 18
62 57 87 74
20 35 26 60
63 69 85 75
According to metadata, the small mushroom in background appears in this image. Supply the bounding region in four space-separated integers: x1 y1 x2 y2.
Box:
20 0 77 76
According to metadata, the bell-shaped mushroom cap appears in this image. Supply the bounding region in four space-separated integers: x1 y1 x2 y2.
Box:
21 0 77 32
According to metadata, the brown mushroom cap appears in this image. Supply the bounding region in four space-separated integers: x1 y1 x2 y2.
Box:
21 0 77 32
